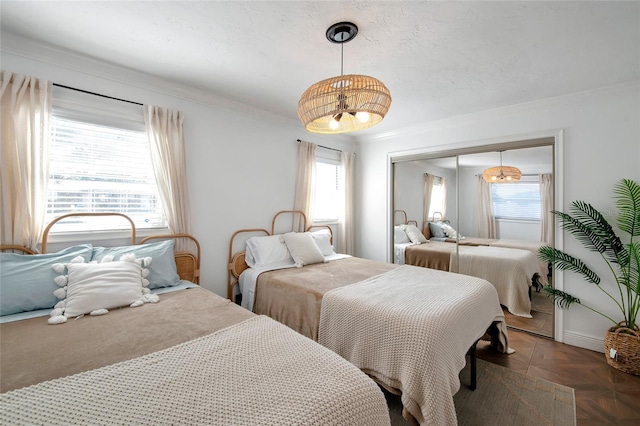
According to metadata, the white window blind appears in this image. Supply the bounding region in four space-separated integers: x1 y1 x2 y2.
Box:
491 182 541 221
312 155 340 222
47 87 166 232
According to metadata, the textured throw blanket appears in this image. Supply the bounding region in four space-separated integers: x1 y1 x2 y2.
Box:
1 316 391 426
319 265 509 426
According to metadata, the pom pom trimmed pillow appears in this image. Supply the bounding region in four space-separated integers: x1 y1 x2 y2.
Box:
49 254 158 324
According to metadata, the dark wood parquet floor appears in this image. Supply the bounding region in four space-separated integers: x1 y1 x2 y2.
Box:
476 328 640 425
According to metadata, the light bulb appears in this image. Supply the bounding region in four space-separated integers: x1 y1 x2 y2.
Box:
355 111 370 122
491 176 497 181
329 118 339 130
506 176 512 181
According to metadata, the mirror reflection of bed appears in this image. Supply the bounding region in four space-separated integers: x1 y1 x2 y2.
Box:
392 143 555 338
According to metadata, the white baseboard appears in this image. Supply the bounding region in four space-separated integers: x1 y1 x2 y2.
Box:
563 330 604 353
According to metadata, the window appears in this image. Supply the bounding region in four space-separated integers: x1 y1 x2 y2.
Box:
491 181 541 221
427 177 445 220
311 158 340 222
46 87 166 232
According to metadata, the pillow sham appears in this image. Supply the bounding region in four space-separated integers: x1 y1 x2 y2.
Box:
281 232 326 268
311 230 336 256
0 244 93 316
428 222 447 239
244 234 294 268
91 239 180 289
49 254 159 324
394 226 411 244
402 224 428 244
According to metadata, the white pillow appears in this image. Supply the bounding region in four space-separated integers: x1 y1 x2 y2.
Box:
441 223 462 239
394 226 410 244
311 230 336 256
48 255 158 324
281 232 326 268
402 224 428 244
245 235 294 268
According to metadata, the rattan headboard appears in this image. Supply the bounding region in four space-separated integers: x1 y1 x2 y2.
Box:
0 245 37 254
227 210 329 301
394 210 419 227
40 213 200 285
42 212 135 253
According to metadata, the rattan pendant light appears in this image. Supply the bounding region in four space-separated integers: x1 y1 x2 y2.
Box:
482 151 522 183
297 22 392 134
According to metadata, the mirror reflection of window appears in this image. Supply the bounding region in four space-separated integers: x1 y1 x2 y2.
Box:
427 176 446 220
490 180 541 221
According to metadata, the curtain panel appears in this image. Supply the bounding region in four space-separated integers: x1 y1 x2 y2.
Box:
338 151 355 255
292 140 316 232
144 106 192 249
539 174 554 244
477 175 497 238
422 173 435 229
0 72 52 249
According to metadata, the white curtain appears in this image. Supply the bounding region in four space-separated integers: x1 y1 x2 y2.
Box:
477 175 497 238
422 173 435 229
440 177 447 219
539 174 554 244
338 151 355 255
292 140 316 231
0 72 52 249
144 106 191 247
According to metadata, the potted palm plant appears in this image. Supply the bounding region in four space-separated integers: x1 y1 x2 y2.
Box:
539 178 639 375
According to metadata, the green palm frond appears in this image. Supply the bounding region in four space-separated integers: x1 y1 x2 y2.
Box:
553 209 608 254
614 178 640 237
538 246 601 285
567 201 626 264
542 286 581 310
629 241 640 295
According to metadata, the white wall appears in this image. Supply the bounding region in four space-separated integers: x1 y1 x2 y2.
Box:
1 34 355 298
355 81 640 352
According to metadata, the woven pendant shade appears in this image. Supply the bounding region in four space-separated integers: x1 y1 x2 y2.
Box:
298 21 391 134
482 166 522 183
298 74 392 134
482 151 522 183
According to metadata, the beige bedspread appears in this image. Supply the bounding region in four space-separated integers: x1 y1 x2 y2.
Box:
404 242 453 270
454 245 539 317
254 257 397 340
0 287 254 392
319 265 509 426
490 239 549 285
1 315 391 426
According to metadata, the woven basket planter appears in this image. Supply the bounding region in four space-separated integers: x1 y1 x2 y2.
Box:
604 323 640 375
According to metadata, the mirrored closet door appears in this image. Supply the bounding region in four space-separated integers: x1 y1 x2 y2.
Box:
392 138 556 338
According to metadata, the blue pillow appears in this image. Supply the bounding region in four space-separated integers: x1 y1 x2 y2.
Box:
0 244 93 316
428 222 447 239
91 239 180 289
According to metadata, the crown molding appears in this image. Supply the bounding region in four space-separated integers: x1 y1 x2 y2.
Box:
355 79 640 144
0 31 302 128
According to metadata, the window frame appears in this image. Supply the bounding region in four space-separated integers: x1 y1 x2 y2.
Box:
45 86 168 238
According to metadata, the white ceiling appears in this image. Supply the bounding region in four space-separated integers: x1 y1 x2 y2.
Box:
1 1 638 140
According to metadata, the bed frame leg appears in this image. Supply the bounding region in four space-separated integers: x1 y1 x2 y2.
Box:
468 340 478 391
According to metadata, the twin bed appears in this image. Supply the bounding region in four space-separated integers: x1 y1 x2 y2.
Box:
229 211 512 426
394 210 549 318
1 213 390 425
